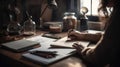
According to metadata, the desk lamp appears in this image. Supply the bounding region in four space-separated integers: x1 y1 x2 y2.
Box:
80 7 89 31
39 0 57 28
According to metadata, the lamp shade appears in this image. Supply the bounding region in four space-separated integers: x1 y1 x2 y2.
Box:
40 0 57 17
80 7 88 15
47 0 57 9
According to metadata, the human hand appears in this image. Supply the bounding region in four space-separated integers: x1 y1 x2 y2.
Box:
67 29 81 40
72 42 85 54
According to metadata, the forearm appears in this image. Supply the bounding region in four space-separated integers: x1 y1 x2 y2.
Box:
77 33 102 43
68 30 103 42
84 33 102 42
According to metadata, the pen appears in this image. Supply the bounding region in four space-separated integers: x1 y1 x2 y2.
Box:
67 29 74 40
29 50 57 54
67 29 74 36
29 50 57 58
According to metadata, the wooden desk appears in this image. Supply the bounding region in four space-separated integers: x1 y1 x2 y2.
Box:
0 30 88 67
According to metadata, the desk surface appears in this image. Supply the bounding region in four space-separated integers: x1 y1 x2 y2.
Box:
0 30 89 67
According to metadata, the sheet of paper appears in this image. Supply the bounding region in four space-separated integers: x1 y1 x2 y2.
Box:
50 37 90 48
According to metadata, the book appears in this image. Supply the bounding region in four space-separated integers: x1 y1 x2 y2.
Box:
50 36 90 48
1 39 39 52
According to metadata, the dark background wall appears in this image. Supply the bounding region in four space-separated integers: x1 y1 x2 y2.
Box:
21 0 67 23
0 0 79 32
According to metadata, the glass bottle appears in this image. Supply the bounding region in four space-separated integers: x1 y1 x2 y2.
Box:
23 16 36 35
63 12 77 32
7 15 22 35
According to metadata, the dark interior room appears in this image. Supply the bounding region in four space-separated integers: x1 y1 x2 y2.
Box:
0 0 119 67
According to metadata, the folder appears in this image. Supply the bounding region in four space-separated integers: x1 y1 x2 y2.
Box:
22 48 76 65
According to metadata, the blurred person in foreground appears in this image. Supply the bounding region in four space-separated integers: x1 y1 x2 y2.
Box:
68 0 120 67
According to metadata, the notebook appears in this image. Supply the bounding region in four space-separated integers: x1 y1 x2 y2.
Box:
1 39 39 52
50 36 90 48
22 48 76 65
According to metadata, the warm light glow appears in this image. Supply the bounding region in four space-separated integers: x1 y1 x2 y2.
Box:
67 58 86 67
81 0 100 15
68 63 84 67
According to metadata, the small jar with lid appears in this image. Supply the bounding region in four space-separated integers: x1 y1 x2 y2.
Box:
63 12 77 32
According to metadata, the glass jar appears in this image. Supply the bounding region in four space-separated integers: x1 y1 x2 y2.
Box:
7 21 22 35
7 15 22 35
49 23 62 33
63 12 77 31
23 16 36 35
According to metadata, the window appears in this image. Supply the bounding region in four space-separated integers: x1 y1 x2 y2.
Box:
65 0 100 21
80 0 100 16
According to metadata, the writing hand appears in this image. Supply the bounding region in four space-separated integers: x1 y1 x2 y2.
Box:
67 29 81 40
